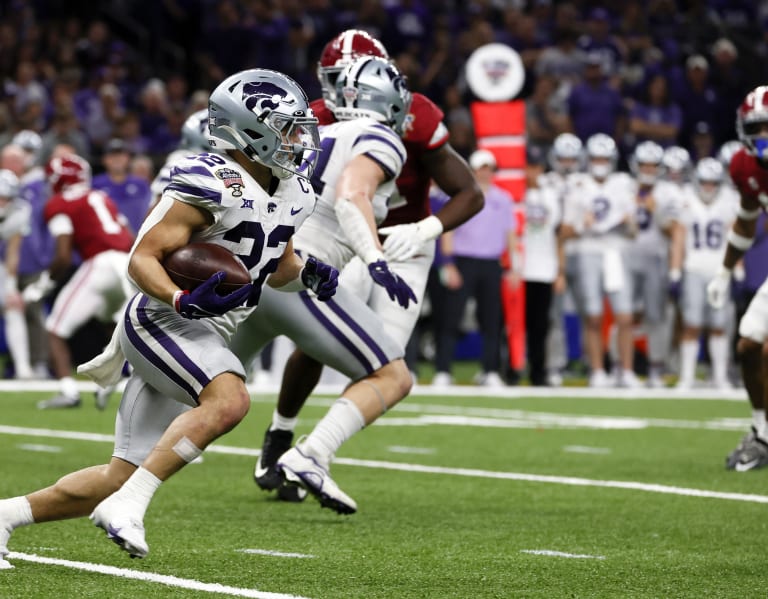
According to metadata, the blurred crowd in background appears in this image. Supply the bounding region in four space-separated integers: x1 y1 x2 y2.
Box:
0 0 766 388
0 1 766 172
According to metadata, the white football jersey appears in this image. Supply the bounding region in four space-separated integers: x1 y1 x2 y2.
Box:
680 184 739 276
631 179 683 257
523 184 561 282
562 172 635 253
0 199 31 242
135 151 315 341
293 118 406 269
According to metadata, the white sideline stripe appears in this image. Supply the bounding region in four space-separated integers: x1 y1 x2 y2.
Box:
3 425 768 504
237 549 316 559
6 552 312 599
563 445 611 455
17 443 62 453
521 549 605 560
0 379 747 401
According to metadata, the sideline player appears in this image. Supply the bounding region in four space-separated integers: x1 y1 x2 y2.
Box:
707 86 768 470
0 68 338 566
248 29 484 501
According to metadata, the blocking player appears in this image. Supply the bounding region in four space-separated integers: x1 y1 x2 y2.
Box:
232 56 416 513
248 29 483 501
0 68 338 566
706 85 768 470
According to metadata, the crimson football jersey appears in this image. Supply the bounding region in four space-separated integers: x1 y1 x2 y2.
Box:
730 148 768 207
44 188 134 260
311 92 449 227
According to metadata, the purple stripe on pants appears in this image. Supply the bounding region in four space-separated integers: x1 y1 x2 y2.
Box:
298 291 376 373
124 295 209 402
324 297 389 365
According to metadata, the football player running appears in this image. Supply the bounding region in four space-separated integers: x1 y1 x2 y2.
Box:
707 86 768 471
247 29 483 504
0 68 339 566
233 56 416 514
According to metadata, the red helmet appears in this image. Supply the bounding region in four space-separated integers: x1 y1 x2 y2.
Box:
45 154 91 194
317 29 389 110
736 85 768 159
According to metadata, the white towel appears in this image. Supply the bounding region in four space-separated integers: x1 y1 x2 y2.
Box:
602 248 625 293
77 324 126 387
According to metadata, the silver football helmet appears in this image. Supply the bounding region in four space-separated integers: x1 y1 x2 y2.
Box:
548 133 584 174
629 141 665 185
717 139 743 170
333 57 413 136
693 157 724 203
208 69 320 180
180 108 211 152
586 133 617 179
662 145 691 183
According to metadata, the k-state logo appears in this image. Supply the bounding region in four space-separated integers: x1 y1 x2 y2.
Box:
242 81 303 116
267 202 277 213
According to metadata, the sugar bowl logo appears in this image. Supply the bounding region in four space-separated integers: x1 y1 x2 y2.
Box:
215 168 244 197
465 43 525 102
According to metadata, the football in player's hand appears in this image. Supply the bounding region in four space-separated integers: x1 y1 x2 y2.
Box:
163 242 251 295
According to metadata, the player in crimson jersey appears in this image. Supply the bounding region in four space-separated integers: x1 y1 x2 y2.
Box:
37 154 136 409
706 85 768 470
251 29 484 502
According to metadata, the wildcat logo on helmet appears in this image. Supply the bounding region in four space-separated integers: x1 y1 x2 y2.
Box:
243 81 296 114
215 168 244 197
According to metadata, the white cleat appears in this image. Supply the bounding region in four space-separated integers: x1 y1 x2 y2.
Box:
90 497 148 558
277 445 357 515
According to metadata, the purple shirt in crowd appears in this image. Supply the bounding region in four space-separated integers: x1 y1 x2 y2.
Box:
451 184 514 260
91 173 151 235
568 81 624 141
629 101 683 148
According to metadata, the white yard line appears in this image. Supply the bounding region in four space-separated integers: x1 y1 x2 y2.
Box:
237 549 316 558
520 549 605 560
562 445 612 455
6 552 312 599
1 425 766 505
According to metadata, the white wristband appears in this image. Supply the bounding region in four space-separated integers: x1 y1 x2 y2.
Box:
4 275 17 295
736 205 761 220
417 215 444 241
668 268 681 282
727 229 754 251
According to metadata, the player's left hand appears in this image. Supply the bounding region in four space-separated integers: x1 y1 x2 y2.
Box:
301 255 338 301
368 260 417 309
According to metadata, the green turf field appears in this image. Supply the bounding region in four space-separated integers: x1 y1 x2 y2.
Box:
0 387 765 598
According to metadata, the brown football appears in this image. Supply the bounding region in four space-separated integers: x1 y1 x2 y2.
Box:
162 242 251 295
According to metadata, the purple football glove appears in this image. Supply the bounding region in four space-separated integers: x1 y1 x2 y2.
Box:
368 259 417 309
301 255 339 301
667 279 681 301
174 271 253 319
